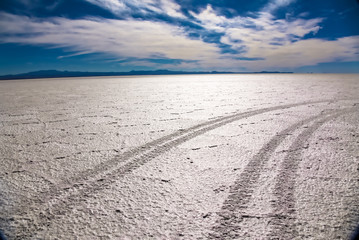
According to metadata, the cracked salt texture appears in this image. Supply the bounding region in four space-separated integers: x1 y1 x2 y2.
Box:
0 74 358 239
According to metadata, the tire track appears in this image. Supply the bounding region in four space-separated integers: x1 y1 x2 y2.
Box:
209 107 356 239
268 108 357 239
43 100 330 205
61 101 326 187
8 100 344 238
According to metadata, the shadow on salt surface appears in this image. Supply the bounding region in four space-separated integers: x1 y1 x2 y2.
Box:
352 227 359 240
0 230 6 240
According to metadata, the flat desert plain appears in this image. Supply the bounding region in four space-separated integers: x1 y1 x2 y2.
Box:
0 74 358 239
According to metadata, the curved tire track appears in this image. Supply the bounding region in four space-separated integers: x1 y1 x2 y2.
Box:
268 109 357 239
9 100 348 238
210 107 357 239
43 101 330 205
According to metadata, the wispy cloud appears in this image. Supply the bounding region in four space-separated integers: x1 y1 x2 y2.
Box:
85 0 128 14
0 12 218 63
84 0 185 18
57 51 92 59
190 5 359 70
263 0 297 12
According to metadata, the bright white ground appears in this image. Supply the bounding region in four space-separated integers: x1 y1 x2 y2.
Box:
0 74 358 239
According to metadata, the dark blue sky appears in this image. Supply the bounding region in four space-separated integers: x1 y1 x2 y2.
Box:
0 0 358 74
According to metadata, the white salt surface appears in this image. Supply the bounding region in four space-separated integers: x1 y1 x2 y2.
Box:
0 74 358 239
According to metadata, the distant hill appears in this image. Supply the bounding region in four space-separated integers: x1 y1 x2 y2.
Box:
0 69 293 80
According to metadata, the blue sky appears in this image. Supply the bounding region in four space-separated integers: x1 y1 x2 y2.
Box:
0 0 358 74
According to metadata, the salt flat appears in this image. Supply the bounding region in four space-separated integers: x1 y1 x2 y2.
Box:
0 74 358 239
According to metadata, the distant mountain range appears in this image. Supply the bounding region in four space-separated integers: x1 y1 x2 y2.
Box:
0 69 293 80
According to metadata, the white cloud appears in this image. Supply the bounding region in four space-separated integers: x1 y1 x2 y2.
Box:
239 37 359 70
159 0 184 18
0 12 219 64
189 5 227 31
84 0 185 18
190 5 359 70
220 13 323 55
264 0 297 12
85 0 128 14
